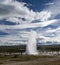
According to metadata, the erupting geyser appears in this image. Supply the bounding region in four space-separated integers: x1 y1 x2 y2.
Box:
26 30 38 55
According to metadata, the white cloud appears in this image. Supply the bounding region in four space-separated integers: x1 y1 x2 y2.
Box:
0 20 57 29
45 2 54 5
0 31 30 45
39 26 60 43
35 11 52 21
6 17 20 24
45 26 60 33
46 0 60 18
0 0 60 45
0 0 52 24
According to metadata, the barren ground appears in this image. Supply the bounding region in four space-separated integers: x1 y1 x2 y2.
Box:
0 55 60 65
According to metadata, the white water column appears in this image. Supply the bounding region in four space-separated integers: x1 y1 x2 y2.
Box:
26 30 38 55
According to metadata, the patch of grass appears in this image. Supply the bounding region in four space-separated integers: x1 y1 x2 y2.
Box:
0 56 10 60
37 55 56 58
0 55 58 62
10 55 41 61
0 55 39 61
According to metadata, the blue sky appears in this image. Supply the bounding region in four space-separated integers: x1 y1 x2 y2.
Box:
0 0 60 46
19 0 52 11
